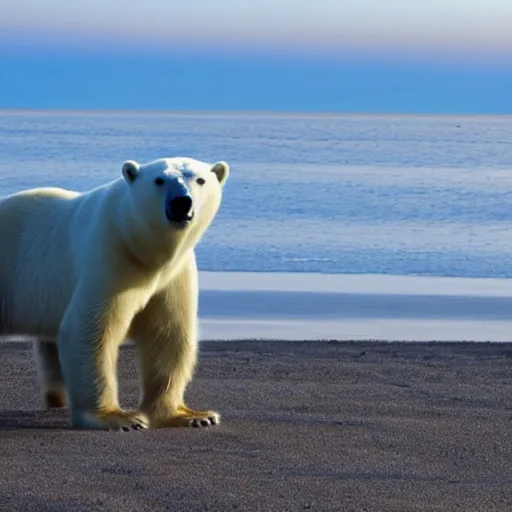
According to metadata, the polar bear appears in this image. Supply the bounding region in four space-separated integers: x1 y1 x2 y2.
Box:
0 156 229 430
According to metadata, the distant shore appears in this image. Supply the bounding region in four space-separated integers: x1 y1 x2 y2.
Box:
1 339 512 511
201 271 512 341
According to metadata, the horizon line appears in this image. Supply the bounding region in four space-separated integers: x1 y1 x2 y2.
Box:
1 108 512 119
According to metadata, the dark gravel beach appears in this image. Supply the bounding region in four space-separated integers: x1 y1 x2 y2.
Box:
1 339 512 512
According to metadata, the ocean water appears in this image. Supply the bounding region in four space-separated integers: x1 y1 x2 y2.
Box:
1 110 512 278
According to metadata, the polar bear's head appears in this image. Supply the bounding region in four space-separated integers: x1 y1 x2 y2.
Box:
121 156 229 236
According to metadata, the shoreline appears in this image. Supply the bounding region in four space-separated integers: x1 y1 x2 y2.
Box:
198 272 512 342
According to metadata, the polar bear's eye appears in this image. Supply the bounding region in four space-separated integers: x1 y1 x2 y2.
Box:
154 177 165 186
196 178 206 186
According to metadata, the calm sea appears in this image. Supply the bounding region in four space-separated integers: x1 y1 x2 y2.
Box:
1 111 512 278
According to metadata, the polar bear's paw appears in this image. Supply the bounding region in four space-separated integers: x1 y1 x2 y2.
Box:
72 409 149 431
150 407 220 428
179 405 220 427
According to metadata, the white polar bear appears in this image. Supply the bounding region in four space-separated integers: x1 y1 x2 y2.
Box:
0 156 229 430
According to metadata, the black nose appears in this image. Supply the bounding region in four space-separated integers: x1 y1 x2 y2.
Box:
168 195 193 221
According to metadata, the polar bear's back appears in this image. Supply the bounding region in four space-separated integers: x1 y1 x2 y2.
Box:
0 186 79 255
0 186 81 336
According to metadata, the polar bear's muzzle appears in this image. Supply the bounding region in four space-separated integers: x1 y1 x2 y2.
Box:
165 194 194 226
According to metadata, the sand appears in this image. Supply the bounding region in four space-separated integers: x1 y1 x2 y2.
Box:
1 339 512 511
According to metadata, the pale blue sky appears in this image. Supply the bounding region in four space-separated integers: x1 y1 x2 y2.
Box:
3 0 511 54
1 1 511 113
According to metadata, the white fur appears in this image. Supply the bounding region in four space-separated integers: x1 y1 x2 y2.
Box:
0 156 229 430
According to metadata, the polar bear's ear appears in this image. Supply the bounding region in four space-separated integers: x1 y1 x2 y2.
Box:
211 161 229 186
122 160 140 184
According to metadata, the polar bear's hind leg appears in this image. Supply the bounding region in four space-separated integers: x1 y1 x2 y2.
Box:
33 339 67 409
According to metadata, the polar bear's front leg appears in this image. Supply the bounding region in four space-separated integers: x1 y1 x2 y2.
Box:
57 287 149 430
132 311 220 428
130 259 220 428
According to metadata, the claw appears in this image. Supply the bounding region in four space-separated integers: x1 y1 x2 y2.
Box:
187 417 216 428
